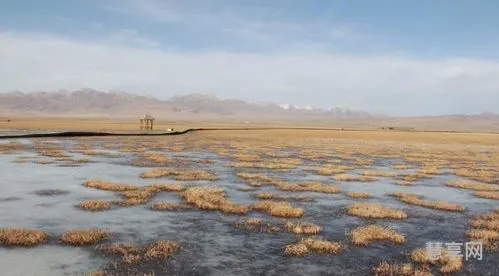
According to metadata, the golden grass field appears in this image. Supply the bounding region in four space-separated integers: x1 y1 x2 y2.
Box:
1 117 499 275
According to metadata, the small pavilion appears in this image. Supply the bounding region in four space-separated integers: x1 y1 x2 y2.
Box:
139 113 155 130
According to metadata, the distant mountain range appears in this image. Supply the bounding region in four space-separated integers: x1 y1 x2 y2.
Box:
1 89 498 132
0 89 373 119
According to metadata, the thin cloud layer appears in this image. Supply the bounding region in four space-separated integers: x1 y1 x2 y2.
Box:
1 32 499 116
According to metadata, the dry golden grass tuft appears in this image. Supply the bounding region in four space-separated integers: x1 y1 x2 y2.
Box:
350 225 406 246
102 243 141 256
284 221 322 234
418 167 442 176
346 192 372 199
233 218 280 233
120 189 157 201
395 180 416 186
82 150 118 157
275 181 341 194
112 198 148 207
347 203 407 220
255 192 313 202
61 229 111 246
410 248 463 273
144 240 181 260
284 243 309 257
236 172 276 183
140 152 170 164
140 169 218 181
102 243 142 265
0 228 49 247
466 229 499 240
315 165 354 176
78 200 112 211
148 183 185 192
232 153 261 162
388 192 465 212
182 187 249 215
150 202 189 211
474 191 499 200
83 180 138 192
253 201 304 218
229 161 296 170
284 238 344 256
37 150 69 158
392 164 413 170
334 174 377 182
467 209 499 252
372 262 432 276
447 180 499 191
469 212 499 231
361 170 397 177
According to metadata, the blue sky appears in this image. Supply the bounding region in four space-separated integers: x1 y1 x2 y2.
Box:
1 0 499 115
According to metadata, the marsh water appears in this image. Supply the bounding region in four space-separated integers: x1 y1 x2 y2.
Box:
0 138 498 276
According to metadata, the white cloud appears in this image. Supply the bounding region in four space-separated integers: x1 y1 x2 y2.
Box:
106 29 159 48
1 32 499 115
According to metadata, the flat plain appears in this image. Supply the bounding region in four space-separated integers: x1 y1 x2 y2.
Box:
1 121 498 275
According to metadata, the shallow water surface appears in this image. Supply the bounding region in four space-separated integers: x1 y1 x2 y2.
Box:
0 139 498 276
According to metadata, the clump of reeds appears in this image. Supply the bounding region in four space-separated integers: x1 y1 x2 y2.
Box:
361 170 397 177
284 238 344 256
418 167 442 176
466 229 499 241
82 150 118 157
182 187 249 215
83 180 138 192
466 209 499 251
150 202 189 211
229 161 297 170
410 248 463 273
372 261 432 276
347 203 407 220
148 183 185 192
392 164 413 170
275 181 341 194
334 174 377 182
388 192 465 212
112 184 185 207
140 152 170 164
61 229 111 246
232 153 261 162
236 173 276 183
349 225 406 246
284 221 322 234
253 201 304 218
469 212 499 231
346 192 372 199
144 240 181 260
101 243 142 265
233 218 280 233
255 192 313 202
0 228 49 247
78 200 112 211
315 166 353 176
140 169 218 181
283 243 309 257
112 198 148 207
395 180 416 186
474 191 499 200
447 180 499 191
38 150 69 158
